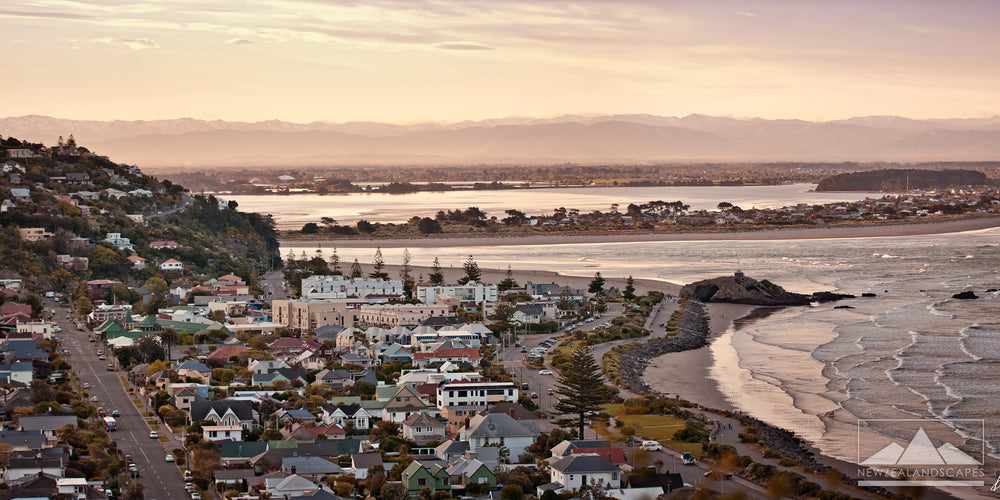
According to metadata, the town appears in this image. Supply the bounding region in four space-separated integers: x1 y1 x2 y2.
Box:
0 135 936 500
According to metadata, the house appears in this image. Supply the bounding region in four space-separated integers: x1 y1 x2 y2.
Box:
381 385 436 423
275 408 317 425
339 353 371 368
402 461 451 495
104 232 134 251
312 368 353 389
321 404 371 431
18 415 77 440
17 227 52 242
413 347 481 368
281 456 344 482
176 360 212 384
220 441 268 467
160 258 183 271
279 423 346 441
4 456 63 483
203 425 243 442
248 359 289 375
0 361 33 385
626 471 684 494
149 240 180 249
0 430 46 451
446 455 497 494
350 452 384 480
542 453 622 495
401 413 447 444
127 255 147 269
172 388 201 411
265 474 326 499
436 381 518 408
461 413 539 460
10 188 31 202
190 399 259 430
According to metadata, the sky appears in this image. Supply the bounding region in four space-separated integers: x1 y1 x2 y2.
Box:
4 0 999 124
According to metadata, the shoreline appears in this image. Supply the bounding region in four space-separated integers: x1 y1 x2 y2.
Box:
283 215 1000 248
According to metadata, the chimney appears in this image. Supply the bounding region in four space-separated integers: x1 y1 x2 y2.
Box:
464 417 470 429
291 466 296 475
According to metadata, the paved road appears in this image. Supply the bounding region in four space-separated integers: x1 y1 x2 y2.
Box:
49 300 189 500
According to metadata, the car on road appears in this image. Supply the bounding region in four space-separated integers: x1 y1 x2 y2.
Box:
546 389 553 395
185 483 196 493
83 383 90 389
704 471 733 480
149 431 158 439
90 396 98 403
640 440 663 451
538 370 553 375
165 454 174 462
106 364 114 371
191 493 202 500
520 347 527 353
531 392 538 398
681 453 696 465
112 410 120 417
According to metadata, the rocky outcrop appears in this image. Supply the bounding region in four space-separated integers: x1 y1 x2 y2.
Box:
952 291 979 300
679 272 853 306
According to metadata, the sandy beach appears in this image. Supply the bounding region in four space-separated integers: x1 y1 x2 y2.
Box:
288 215 1000 248
642 302 756 412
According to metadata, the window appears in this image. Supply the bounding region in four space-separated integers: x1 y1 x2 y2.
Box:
417 478 426 486
612 472 618 481
478 476 488 484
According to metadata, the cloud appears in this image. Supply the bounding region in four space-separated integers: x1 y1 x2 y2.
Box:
433 41 494 51
93 37 162 50
226 37 254 44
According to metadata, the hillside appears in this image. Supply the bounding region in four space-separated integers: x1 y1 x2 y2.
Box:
3 114 1000 168
0 135 281 294
815 168 990 192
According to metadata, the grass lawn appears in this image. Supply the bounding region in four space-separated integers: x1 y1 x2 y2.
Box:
604 404 625 417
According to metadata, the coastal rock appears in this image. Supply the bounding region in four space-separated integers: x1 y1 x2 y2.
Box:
861 292 877 297
679 272 850 306
952 291 978 300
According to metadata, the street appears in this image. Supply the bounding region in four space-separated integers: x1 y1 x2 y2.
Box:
50 299 189 500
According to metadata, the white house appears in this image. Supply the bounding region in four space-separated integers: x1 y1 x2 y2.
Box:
546 453 622 494
160 258 183 271
301 275 404 300
436 381 518 408
416 281 498 305
202 425 243 442
460 413 539 460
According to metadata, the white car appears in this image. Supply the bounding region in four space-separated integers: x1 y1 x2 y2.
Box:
538 370 553 375
640 440 663 451
165 454 174 462
149 431 158 439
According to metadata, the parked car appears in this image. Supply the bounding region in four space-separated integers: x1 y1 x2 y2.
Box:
531 392 538 399
640 440 663 451
165 454 174 462
149 431 158 439
682 453 696 465
538 370 553 375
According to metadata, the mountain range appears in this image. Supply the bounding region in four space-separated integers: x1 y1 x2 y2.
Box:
2 114 1000 169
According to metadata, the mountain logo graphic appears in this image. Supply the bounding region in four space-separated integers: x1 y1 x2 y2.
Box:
861 427 981 466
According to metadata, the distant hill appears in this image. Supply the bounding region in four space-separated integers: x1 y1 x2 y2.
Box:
3 114 1000 168
816 168 990 192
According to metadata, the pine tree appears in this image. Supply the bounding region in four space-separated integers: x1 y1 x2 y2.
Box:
370 247 389 280
428 257 444 285
497 265 518 292
350 259 363 278
458 255 481 285
623 275 636 301
329 247 341 275
399 249 415 299
588 272 605 296
554 346 616 439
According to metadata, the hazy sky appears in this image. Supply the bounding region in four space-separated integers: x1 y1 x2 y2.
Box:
5 0 999 123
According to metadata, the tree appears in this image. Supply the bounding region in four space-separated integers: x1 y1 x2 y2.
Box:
159 327 179 361
300 222 319 234
588 272 605 296
491 300 515 326
554 346 616 439
350 259 363 278
329 248 342 275
320 216 338 228
458 255 481 285
428 257 444 285
417 217 442 234
498 265 518 292
356 220 375 234
370 247 389 280
399 249 415 299
623 276 636 301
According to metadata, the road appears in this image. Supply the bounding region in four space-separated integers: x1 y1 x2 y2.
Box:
49 299 189 500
